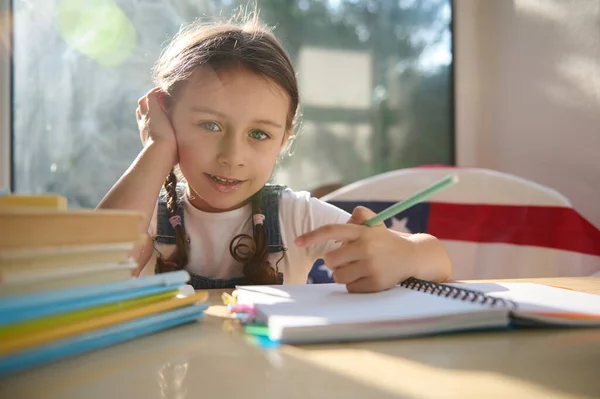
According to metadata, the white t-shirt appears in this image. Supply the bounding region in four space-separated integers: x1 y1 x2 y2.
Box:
143 188 350 284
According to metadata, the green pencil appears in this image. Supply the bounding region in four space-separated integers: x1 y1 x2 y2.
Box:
364 174 459 227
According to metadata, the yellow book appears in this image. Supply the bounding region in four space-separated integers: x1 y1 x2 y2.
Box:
0 209 144 250
0 194 68 210
0 243 133 272
0 289 209 356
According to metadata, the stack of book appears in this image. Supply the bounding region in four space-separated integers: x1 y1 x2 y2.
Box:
0 193 208 376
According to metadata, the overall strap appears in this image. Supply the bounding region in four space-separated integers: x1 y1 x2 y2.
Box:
155 183 287 252
259 184 286 254
155 183 186 244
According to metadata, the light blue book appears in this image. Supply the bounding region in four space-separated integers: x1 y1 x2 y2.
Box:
0 271 190 326
0 302 207 376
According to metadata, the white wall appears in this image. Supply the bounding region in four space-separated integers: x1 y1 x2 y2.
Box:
455 0 600 228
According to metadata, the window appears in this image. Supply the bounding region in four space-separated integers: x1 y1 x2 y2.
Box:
10 0 453 207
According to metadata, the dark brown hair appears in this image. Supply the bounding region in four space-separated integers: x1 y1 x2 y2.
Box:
152 11 299 284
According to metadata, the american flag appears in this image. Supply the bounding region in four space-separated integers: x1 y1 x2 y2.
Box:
308 168 600 283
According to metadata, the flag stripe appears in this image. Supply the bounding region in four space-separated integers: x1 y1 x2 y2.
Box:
428 202 600 256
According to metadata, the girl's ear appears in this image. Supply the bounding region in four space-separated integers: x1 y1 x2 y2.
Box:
157 90 174 115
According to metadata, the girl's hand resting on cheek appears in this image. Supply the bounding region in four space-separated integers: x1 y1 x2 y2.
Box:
295 206 421 293
136 87 179 168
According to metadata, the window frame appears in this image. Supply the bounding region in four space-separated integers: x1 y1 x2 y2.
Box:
1 0 12 192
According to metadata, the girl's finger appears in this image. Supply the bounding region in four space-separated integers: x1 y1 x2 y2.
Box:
295 223 364 248
332 261 367 285
322 241 365 269
139 96 149 114
349 206 379 225
346 276 387 293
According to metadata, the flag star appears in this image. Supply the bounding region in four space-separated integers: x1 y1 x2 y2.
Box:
390 217 412 233
319 264 334 278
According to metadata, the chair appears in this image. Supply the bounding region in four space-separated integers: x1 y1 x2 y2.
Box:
307 166 600 282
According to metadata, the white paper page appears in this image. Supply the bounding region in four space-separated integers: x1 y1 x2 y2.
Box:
235 283 341 305
448 282 600 315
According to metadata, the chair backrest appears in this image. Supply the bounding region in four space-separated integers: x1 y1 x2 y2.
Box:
321 166 572 206
307 166 600 282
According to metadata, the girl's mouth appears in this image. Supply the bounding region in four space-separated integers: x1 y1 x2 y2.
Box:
207 174 242 185
205 173 245 193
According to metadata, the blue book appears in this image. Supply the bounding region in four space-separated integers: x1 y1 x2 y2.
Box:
0 302 207 376
0 271 190 326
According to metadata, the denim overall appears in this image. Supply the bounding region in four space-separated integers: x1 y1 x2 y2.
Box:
154 184 286 289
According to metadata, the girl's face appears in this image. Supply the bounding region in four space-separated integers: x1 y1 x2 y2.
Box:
169 66 291 212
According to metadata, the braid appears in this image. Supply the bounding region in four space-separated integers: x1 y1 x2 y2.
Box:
229 187 278 284
155 169 190 273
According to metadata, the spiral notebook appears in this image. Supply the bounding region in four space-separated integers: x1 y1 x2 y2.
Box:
235 279 600 344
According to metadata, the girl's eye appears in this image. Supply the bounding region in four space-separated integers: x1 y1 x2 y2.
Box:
199 122 221 132
249 130 270 140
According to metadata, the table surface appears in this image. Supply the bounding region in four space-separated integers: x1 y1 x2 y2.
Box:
1 277 599 399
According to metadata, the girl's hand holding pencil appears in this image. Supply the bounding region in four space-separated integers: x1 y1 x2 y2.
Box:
295 175 458 293
295 206 423 293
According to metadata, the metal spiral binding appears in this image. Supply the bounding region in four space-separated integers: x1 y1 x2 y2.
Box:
400 278 518 309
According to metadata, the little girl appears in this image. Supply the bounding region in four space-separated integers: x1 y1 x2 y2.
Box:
98 12 451 293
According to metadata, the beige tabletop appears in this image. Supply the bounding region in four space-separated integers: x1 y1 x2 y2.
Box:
1 277 599 399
